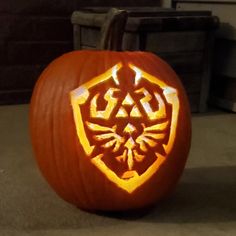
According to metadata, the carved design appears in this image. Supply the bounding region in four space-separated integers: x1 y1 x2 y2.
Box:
135 88 166 120
116 107 128 118
90 88 120 119
87 122 124 153
70 63 180 193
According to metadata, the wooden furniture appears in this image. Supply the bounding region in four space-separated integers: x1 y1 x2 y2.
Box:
71 7 219 112
174 0 236 112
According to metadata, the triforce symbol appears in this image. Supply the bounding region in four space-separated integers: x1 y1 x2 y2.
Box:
70 63 179 193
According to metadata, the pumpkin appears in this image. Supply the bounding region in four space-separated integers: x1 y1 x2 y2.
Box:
30 50 191 211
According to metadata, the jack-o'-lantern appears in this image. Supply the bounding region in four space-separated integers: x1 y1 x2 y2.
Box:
30 50 191 211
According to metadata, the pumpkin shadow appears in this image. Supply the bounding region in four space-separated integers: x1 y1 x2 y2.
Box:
94 205 154 220
97 166 236 223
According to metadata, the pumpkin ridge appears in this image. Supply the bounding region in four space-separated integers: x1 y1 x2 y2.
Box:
30 50 191 211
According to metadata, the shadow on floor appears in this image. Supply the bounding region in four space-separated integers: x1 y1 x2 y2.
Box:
100 166 236 223
1 166 235 230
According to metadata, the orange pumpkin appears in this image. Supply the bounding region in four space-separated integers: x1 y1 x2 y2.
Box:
30 50 191 211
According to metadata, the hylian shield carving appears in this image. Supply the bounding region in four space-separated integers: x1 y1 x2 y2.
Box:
70 63 180 193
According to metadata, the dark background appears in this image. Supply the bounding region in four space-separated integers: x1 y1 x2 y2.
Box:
0 0 162 104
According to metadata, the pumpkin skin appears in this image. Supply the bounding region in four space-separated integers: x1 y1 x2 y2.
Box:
30 50 191 211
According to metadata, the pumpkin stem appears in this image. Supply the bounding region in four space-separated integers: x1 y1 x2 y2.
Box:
98 8 128 51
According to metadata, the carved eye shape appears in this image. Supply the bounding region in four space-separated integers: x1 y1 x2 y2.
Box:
30 50 191 212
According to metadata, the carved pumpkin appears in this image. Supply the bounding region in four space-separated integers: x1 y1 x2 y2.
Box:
30 50 191 211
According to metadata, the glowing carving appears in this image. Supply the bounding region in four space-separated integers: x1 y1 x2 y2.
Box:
122 93 135 105
124 123 136 134
116 107 128 118
130 105 142 117
135 88 166 120
70 62 179 193
87 122 124 152
90 88 120 119
91 153 166 193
